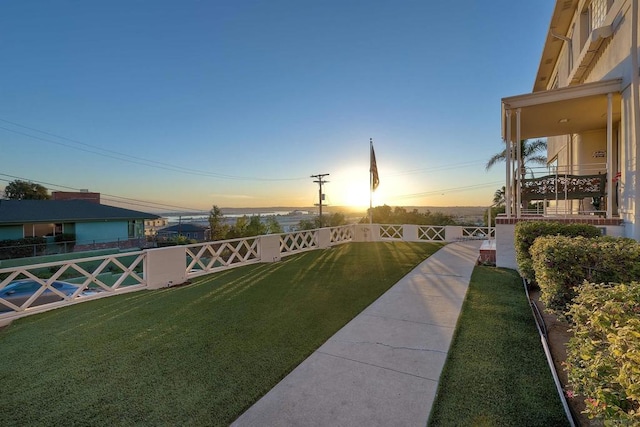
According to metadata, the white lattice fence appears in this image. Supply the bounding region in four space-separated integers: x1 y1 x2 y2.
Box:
379 225 403 240
417 226 446 241
462 227 494 239
185 238 260 277
280 230 318 255
0 251 146 315
330 225 355 244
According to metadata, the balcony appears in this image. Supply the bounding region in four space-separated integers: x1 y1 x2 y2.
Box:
522 172 606 203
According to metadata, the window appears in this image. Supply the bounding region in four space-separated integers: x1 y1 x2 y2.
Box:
589 0 611 31
24 223 55 237
578 0 613 52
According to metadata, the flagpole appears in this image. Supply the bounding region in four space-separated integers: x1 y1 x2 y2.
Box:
369 138 373 224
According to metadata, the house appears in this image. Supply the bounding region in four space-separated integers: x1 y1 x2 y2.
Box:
497 0 639 267
157 223 209 241
144 217 169 237
0 199 160 251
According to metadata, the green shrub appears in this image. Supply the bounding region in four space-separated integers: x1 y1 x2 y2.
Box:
0 237 46 259
530 235 640 313
514 221 601 282
565 282 640 423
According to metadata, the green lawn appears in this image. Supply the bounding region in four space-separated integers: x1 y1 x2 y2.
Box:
428 266 569 426
0 241 441 426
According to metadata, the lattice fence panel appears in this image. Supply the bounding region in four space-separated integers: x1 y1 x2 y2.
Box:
417 226 445 241
380 225 403 240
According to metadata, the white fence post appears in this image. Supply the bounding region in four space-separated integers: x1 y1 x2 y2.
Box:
260 234 282 263
317 228 331 249
354 224 379 242
403 224 419 242
444 226 463 242
146 246 188 289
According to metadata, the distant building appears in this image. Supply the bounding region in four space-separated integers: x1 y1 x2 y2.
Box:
144 217 169 237
51 190 101 204
157 223 209 241
0 199 159 252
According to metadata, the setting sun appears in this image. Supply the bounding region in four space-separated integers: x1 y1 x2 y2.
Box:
327 164 408 209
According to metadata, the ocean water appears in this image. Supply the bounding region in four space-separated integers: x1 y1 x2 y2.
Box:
165 210 316 232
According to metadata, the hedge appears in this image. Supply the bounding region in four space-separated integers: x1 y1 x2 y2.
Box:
514 221 601 283
565 282 640 423
0 237 46 259
530 235 640 313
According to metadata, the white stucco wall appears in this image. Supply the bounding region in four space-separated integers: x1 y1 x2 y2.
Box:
495 223 518 271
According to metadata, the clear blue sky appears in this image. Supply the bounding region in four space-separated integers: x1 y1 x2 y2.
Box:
1 0 555 212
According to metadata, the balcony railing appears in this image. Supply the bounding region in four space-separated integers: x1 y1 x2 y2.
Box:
521 173 607 202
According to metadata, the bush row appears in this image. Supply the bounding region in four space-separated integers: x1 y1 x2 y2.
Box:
516 222 640 422
514 221 601 282
565 282 640 423
0 237 46 260
530 235 640 313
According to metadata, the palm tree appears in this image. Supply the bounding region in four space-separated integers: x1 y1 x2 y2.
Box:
485 139 547 173
487 139 546 213
493 187 505 207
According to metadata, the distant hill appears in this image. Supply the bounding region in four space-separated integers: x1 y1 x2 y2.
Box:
161 206 488 219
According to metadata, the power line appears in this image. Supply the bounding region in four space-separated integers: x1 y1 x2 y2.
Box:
0 173 205 212
389 180 504 201
0 118 308 182
386 160 488 177
310 173 330 224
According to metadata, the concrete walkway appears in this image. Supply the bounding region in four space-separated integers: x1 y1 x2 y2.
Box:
232 240 483 427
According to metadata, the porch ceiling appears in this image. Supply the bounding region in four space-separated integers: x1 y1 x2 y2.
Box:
501 79 622 141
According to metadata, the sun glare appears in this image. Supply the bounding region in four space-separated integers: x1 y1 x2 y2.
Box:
330 166 395 209
328 167 369 208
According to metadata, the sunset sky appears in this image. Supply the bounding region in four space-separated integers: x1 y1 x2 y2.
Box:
1 1 555 212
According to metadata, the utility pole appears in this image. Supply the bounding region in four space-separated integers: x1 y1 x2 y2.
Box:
310 173 330 227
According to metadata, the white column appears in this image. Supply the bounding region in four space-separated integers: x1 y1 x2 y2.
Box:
317 228 331 249
516 108 522 217
505 110 512 218
260 234 282 262
146 246 188 289
607 92 613 217
402 224 419 242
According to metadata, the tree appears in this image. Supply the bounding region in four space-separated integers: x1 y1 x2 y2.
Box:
327 212 347 227
226 216 249 239
245 215 266 237
208 205 229 241
485 139 547 174
360 205 457 225
493 187 506 207
265 216 283 234
296 218 320 231
297 212 347 231
487 140 546 214
4 180 50 200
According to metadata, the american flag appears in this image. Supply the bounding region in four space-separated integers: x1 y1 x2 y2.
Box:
370 142 379 191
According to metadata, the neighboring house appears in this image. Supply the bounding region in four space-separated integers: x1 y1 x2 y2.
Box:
144 217 169 237
157 223 209 241
500 0 639 240
0 199 160 251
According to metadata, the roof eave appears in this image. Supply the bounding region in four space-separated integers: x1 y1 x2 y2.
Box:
533 0 579 92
